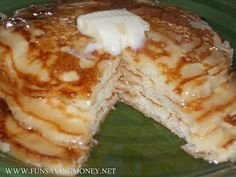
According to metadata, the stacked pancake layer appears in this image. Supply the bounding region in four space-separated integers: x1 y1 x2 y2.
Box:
0 0 236 175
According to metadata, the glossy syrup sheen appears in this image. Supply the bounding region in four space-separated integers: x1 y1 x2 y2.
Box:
0 0 232 101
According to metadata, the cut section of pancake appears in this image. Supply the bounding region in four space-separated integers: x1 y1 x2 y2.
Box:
118 60 236 163
0 0 236 175
118 3 236 162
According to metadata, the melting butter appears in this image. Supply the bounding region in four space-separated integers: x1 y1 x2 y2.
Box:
77 9 150 55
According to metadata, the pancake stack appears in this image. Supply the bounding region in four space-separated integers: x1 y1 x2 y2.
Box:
118 4 236 162
0 0 235 175
0 1 121 175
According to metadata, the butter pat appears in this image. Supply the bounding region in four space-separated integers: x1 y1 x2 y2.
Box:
77 9 150 55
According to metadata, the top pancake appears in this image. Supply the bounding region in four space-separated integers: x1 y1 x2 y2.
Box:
0 0 233 102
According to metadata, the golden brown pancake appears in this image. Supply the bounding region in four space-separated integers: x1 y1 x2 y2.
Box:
0 98 88 176
0 0 235 175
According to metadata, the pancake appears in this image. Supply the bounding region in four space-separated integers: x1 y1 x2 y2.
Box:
118 3 236 162
0 98 87 176
0 0 120 174
0 0 235 175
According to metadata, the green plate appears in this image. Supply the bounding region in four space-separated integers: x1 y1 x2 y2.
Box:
0 0 236 177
